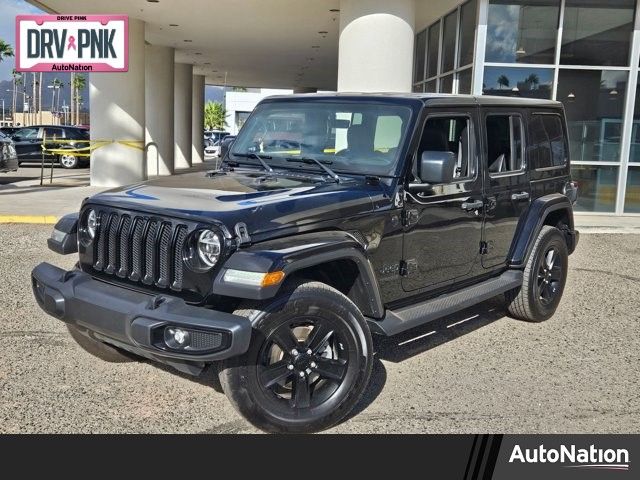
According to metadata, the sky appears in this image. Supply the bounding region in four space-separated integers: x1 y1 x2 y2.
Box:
0 0 43 82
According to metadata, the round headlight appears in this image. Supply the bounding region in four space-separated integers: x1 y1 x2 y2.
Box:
197 230 221 268
86 209 97 240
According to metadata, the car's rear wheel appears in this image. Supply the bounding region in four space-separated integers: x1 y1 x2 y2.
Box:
505 225 568 322
59 153 78 169
218 281 373 433
66 324 138 362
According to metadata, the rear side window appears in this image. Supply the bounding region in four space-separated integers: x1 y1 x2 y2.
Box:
528 114 567 169
44 127 64 139
486 114 524 174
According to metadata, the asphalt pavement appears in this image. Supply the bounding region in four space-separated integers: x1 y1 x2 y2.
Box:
0 226 638 434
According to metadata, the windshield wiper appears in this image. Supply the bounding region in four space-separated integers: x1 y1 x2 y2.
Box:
232 152 274 173
285 157 340 183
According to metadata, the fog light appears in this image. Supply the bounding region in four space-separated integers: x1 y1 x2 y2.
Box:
164 327 190 349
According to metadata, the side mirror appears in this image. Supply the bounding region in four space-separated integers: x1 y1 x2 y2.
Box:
416 150 456 185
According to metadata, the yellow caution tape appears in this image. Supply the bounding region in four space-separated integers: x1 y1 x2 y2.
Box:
39 138 145 157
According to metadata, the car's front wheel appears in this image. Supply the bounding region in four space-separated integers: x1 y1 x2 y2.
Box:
218 281 373 433
59 153 78 169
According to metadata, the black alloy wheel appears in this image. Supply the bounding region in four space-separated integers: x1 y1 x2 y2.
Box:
219 281 373 433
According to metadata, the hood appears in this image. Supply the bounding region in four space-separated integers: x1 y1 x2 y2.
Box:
88 169 382 236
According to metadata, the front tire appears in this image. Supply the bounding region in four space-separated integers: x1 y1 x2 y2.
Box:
506 225 568 322
218 281 373 433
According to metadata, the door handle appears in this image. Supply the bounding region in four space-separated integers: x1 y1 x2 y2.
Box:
461 200 483 211
511 191 530 201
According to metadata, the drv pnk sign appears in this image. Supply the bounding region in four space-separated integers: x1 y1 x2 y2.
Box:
16 15 128 72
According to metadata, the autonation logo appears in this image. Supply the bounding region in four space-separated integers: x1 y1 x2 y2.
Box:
509 444 630 471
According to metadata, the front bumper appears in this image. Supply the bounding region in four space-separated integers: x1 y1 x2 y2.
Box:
31 263 252 374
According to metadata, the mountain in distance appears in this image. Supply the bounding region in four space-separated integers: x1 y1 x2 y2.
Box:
0 71 90 113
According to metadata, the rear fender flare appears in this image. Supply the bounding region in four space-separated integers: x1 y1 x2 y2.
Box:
508 193 575 268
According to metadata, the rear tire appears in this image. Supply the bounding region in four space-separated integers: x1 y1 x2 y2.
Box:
66 325 138 363
218 281 373 433
505 225 568 322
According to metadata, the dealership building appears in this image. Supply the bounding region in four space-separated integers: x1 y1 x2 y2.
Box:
28 0 640 216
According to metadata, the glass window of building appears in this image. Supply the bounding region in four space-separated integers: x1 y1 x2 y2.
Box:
414 29 427 83
625 167 640 213
426 79 437 93
482 67 553 98
440 74 454 93
486 0 560 64
458 0 477 67
441 11 458 73
571 165 618 212
427 22 440 79
560 0 635 67
557 69 628 163
458 68 473 94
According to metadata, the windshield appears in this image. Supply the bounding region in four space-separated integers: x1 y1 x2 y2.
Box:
230 101 412 176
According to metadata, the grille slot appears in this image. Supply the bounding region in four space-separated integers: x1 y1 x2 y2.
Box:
92 210 186 290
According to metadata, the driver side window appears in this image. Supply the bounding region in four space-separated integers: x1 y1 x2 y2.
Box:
415 116 474 182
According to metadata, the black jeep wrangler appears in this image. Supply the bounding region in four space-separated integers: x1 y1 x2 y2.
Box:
32 94 579 433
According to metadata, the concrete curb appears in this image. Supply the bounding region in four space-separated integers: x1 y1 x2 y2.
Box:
0 215 58 225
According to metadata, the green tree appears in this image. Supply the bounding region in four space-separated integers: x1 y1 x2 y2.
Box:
497 74 510 89
0 39 13 61
204 101 228 130
524 73 539 90
72 74 86 124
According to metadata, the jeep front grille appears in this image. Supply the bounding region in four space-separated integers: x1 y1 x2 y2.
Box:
92 210 188 291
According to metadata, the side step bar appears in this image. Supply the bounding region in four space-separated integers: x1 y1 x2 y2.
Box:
368 270 523 336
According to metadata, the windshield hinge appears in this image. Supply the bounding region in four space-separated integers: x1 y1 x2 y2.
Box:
402 209 419 227
234 222 251 245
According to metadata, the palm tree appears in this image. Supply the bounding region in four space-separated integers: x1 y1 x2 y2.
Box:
11 69 22 125
72 74 86 125
70 72 75 125
525 73 540 90
38 72 43 124
0 39 13 61
497 74 510 90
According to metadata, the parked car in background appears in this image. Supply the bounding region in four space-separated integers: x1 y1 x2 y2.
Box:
219 135 236 159
0 126 21 137
10 125 90 169
204 130 230 145
0 131 19 173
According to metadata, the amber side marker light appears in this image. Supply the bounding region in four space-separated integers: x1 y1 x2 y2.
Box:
261 271 286 287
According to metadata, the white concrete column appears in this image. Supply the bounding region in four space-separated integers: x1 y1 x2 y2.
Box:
174 63 193 169
337 0 415 92
191 74 205 164
90 18 145 187
145 45 175 176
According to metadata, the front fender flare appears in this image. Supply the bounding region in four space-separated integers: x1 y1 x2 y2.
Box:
211 230 384 318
